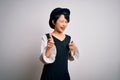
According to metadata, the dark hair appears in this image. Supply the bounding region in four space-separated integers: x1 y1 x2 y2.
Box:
49 7 70 29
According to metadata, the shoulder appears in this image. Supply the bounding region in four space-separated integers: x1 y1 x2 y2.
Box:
65 34 71 41
41 33 48 41
65 34 71 38
41 33 52 41
65 34 74 42
42 33 49 37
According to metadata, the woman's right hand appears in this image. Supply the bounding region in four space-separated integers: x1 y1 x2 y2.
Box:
47 33 54 49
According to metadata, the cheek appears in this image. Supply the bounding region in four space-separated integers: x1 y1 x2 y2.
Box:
55 22 61 27
65 24 68 27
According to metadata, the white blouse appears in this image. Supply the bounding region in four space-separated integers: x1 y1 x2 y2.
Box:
40 34 79 64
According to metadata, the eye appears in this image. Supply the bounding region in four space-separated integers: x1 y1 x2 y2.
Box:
65 21 68 23
60 20 64 23
59 20 68 23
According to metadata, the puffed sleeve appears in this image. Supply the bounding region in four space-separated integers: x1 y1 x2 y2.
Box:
40 35 56 64
68 37 79 61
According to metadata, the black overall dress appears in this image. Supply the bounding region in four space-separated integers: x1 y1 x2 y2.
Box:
40 33 71 80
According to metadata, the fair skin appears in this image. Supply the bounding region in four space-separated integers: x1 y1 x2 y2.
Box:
45 14 76 58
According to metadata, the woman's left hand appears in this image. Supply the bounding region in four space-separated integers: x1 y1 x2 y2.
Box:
69 41 76 55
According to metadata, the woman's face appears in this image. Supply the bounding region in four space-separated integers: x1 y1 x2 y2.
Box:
54 14 68 33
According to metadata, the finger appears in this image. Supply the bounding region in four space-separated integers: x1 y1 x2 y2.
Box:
69 44 72 47
49 33 55 43
49 33 52 39
47 43 54 48
69 41 73 45
71 41 73 43
48 39 51 43
48 38 50 41
69 43 72 47
48 41 54 45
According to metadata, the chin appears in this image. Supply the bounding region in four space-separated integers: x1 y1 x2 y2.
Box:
56 29 62 33
56 28 65 33
60 30 64 33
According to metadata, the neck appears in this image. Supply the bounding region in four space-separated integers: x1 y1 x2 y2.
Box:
52 30 63 35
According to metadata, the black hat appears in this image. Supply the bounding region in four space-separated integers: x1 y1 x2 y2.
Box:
50 7 70 17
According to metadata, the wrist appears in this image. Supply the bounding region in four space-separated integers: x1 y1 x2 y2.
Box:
71 49 75 55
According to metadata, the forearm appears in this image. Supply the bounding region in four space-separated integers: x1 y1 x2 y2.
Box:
40 34 56 64
45 48 51 58
70 49 75 56
68 46 79 61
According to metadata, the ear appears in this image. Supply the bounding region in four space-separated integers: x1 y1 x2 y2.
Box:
52 20 55 25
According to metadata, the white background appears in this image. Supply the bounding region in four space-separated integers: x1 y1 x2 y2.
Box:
0 0 120 80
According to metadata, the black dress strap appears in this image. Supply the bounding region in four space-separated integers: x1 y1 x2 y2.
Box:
65 34 71 43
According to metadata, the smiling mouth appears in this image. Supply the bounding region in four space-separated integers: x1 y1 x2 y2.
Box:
60 27 65 31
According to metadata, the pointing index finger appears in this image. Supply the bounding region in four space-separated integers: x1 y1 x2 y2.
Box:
49 33 52 39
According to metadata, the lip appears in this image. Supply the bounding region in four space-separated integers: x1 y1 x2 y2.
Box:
60 27 65 31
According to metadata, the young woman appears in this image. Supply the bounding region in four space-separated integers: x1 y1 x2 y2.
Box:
40 7 79 80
